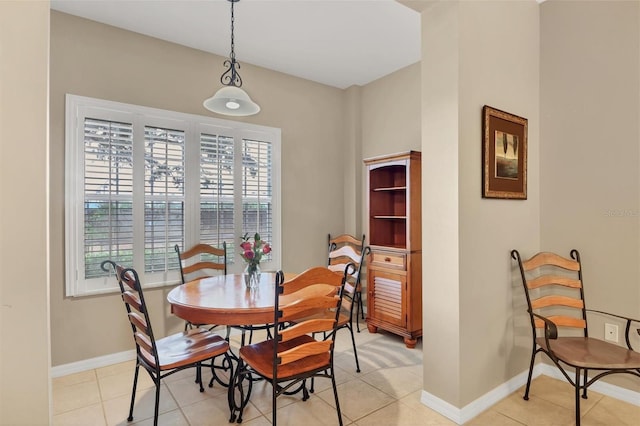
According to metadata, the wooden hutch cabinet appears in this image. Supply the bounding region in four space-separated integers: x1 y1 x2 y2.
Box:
364 151 421 348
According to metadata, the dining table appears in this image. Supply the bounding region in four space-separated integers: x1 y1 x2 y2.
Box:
167 272 294 328
167 271 309 421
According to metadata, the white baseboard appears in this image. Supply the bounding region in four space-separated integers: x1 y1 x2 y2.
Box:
51 349 136 378
420 364 640 425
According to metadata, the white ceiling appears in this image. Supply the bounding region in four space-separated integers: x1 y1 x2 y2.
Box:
50 0 421 89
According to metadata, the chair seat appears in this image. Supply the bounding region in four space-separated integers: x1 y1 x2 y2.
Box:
239 335 330 380
142 328 229 371
537 336 640 369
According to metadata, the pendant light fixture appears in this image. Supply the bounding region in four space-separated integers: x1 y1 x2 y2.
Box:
203 0 260 116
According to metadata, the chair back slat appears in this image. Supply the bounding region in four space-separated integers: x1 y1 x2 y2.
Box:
279 292 339 322
281 266 343 295
527 275 581 290
174 242 227 284
277 341 333 365
534 316 586 329
123 292 142 312
182 261 225 276
134 332 154 354
128 312 148 333
531 295 584 310
522 251 580 272
279 318 336 342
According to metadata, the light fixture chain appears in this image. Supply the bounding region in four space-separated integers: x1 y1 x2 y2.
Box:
230 0 235 61
220 0 242 88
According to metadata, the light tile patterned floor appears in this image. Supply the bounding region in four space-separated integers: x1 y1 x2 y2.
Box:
53 323 640 425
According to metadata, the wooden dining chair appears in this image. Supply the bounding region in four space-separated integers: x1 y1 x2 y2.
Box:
511 249 640 426
327 233 369 333
101 260 232 426
229 269 348 425
283 264 362 373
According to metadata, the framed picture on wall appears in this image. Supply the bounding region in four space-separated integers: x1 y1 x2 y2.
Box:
482 105 528 199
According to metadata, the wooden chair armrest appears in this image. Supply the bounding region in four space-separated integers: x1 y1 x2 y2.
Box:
586 309 640 351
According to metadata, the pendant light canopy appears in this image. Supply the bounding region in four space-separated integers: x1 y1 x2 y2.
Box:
204 0 260 116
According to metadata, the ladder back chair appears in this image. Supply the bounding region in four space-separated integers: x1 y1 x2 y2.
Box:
101 260 232 426
284 265 362 373
511 249 640 426
229 269 349 425
327 233 370 333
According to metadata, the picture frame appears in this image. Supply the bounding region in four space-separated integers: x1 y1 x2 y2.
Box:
482 105 528 199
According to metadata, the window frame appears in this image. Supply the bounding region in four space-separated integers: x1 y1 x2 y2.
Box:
65 94 281 297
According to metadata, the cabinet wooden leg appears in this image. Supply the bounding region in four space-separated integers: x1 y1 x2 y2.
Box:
404 337 417 349
367 324 378 334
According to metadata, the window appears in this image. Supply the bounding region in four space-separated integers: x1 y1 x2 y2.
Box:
65 95 281 296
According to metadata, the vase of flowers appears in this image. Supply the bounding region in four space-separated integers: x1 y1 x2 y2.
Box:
240 232 271 289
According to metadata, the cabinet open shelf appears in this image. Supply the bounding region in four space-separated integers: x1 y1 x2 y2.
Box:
373 186 407 192
372 216 406 219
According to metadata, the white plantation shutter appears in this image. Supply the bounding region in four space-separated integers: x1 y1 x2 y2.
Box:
83 118 134 278
242 139 273 264
144 126 185 273
200 133 235 261
65 95 281 296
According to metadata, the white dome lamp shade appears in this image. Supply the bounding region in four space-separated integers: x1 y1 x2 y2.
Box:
203 86 260 116
203 0 260 117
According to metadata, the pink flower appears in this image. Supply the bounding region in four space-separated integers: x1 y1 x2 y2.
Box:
239 232 272 265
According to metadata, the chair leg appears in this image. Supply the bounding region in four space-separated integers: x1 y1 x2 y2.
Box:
356 291 364 333
153 377 161 426
523 348 536 400
128 363 140 422
196 362 204 392
348 325 361 373
575 368 582 426
272 376 278 426
330 368 343 426
581 369 588 399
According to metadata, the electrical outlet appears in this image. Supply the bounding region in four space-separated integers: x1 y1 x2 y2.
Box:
605 323 618 343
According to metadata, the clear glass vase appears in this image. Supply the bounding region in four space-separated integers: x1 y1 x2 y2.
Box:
244 263 261 289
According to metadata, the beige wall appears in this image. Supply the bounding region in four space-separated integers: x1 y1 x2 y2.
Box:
540 0 640 390
21 0 639 419
50 11 347 365
421 0 540 407
360 62 422 240
0 1 51 424
361 63 422 160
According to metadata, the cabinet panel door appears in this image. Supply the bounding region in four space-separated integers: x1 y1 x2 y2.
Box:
369 269 406 328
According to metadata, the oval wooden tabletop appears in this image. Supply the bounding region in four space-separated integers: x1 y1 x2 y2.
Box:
167 273 286 326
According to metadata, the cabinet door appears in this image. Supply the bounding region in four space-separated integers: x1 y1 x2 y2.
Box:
369 268 406 328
